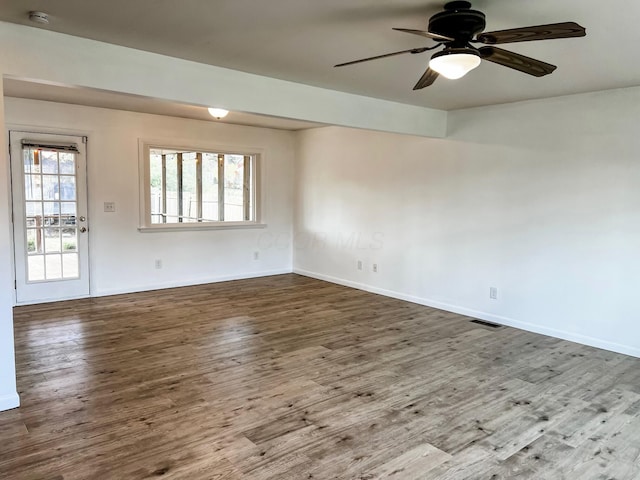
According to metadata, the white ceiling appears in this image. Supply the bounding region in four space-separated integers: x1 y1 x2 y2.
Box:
1 0 639 111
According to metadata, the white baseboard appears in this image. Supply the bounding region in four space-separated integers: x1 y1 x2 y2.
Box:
293 268 640 359
0 392 20 412
92 268 293 298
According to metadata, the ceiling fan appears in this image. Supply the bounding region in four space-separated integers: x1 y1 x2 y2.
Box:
334 1 586 90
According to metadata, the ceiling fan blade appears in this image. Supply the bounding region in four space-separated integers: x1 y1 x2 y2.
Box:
479 46 557 77
413 67 439 90
393 28 454 42
334 47 430 67
477 22 586 45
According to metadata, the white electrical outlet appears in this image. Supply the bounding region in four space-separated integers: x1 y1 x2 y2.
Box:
155 259 162 269
357 260 363 270
372 263 378 273
490 287 498 300
104 201 116 213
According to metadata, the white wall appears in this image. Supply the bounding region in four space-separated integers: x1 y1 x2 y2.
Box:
294 86 640 357
5 97 295 297
0 80 19 411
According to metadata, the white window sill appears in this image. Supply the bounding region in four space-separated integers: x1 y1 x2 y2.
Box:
138 222 267 233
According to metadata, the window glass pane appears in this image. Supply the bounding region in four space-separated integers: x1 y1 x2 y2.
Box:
28 255 45 281
224 155 245 221
245 157 253 221
181 153 197 223
150 151 164 224
202 153 219 221
41 150 58 174
147 147 255 225
165 154 178 223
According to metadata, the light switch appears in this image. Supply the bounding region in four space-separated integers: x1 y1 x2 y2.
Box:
104 202 116 213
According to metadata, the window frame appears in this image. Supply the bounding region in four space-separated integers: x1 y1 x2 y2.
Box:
138 139 265 232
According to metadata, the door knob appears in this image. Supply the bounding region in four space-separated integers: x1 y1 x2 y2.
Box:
79 227 87 233
79 216 86 222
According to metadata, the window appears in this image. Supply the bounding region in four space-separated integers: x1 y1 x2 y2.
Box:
141 142 259 229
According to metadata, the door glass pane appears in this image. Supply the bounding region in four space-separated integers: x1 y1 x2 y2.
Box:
42 175 59 201
43 203 60 237
45 228 62 253
224 155 244 221
63 231 78 252
24 149 41 174
62 254 79 279
21 145 81 285
41 150 58 174
59 153 75 174
26 201 43 217
61 203 77 237
61 202 76 217
25 202 43 225
31 229 44 253
59 176 76 201
43 202 60 216
24 174 42 200
202 153 219 221
26 229 38 253
45 255 62 280
28 255 45 281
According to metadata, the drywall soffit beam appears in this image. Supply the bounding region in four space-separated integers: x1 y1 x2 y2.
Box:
0 21 447 138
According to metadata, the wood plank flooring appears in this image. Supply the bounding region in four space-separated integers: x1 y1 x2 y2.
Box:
2 274 640 479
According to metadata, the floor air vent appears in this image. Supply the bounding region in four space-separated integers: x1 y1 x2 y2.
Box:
470 319 502 328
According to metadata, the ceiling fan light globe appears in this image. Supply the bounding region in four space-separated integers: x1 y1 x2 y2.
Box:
429 51 481 79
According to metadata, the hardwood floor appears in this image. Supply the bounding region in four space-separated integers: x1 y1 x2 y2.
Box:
2 274 640 479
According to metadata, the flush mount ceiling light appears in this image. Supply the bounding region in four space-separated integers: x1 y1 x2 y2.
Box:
208 108 229 119
28 11 50 25
428 48 481 79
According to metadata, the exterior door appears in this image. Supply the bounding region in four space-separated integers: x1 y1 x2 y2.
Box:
10 131 90 304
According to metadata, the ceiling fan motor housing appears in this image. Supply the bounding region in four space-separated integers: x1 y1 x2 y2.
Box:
429 1 486 46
